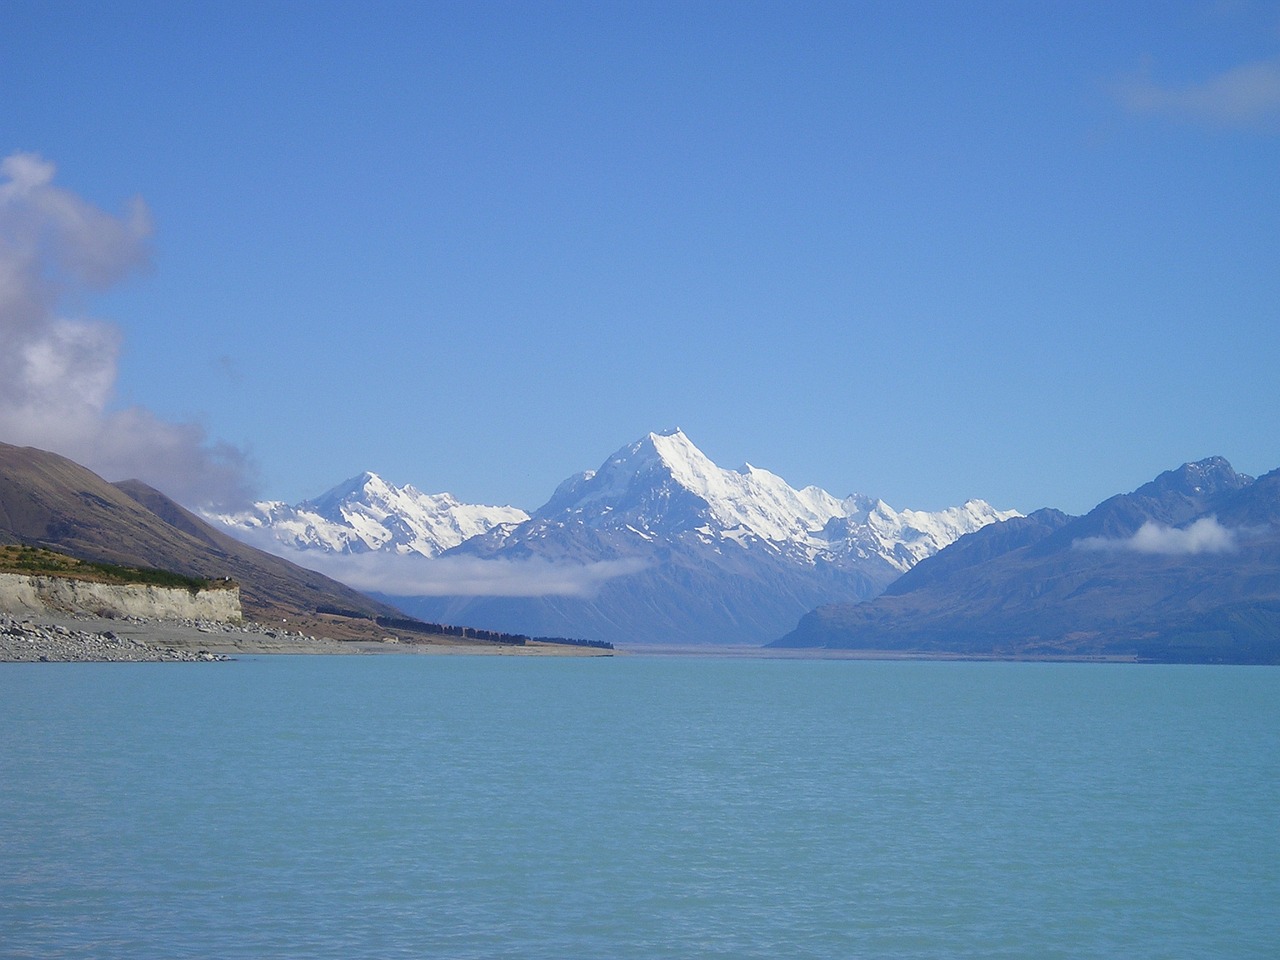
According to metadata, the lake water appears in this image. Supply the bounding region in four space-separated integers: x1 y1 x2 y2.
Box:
2 655 1277 959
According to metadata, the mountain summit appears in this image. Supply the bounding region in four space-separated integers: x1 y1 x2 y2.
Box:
537 428 851 545
514 428 1014 572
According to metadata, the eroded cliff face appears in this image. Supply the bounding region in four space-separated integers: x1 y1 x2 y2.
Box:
0 573 242 622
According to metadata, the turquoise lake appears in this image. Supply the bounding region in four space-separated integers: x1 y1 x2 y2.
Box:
2 655 1277 959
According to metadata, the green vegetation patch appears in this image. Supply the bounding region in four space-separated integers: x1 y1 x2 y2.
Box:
0 545 232 594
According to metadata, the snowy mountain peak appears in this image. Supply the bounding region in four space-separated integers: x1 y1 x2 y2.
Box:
304 471 402 514
524 430 1018 561
207 473 528 559
534 429 715 520
646 427 716 472
606 429 720 487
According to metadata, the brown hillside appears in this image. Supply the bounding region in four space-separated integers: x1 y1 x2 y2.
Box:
0 442 401 629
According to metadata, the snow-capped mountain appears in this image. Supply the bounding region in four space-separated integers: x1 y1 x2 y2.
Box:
475 429 1015 568
209 472 529 558
393 429 1019 645
208 430 1019 645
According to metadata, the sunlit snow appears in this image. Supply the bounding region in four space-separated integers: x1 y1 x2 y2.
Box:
207 429 1021 590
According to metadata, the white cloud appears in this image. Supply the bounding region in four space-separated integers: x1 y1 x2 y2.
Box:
260 547 650 598
1075 516 1237 555
0 152 254 508
1116 57 1280 130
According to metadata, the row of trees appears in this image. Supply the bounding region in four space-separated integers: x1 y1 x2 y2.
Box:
377 615 528 645
314 606 612 649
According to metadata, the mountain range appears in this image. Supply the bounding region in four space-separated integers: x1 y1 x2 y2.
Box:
770 457 1280 663
214 429 1017 645
212 472 528 557
8 436 1277 662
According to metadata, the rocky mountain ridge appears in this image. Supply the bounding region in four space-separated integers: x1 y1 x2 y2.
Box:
515 430 1014 570
211 472 528 558
771 457 1280 663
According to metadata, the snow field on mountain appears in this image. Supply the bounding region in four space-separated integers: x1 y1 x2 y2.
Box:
210 473 529 558
212 428 1018 578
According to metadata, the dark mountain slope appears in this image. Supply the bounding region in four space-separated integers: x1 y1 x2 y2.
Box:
0 442 400 627
772 459 1280 664
881 508 1074 596
1217 468 1280 527
1029 457 1251 557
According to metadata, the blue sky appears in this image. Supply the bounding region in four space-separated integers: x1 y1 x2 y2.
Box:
3 0 1278 515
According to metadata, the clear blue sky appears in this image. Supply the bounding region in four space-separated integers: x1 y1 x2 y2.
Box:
3 0 1278 515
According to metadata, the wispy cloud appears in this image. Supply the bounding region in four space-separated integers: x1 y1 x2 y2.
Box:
340 554 650 597
227 528 649 597
1115 57 1280 130
0 153 254 507
1076 516 1237 555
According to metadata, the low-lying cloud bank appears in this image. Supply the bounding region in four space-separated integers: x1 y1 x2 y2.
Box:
241 534 648 598
1075 516 1237 556
0 153 253 508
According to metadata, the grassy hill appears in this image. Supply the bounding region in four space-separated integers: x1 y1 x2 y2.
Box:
0 544 230 592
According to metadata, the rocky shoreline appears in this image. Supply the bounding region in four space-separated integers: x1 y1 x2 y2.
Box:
1 614 236 662
0 611 615 662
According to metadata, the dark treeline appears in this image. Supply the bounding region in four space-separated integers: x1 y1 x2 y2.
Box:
376 615 527 645
532 636 615 650
315 606 611 649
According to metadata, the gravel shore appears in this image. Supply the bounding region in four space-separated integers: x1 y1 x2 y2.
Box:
1 613 238 662
0 612 614 661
